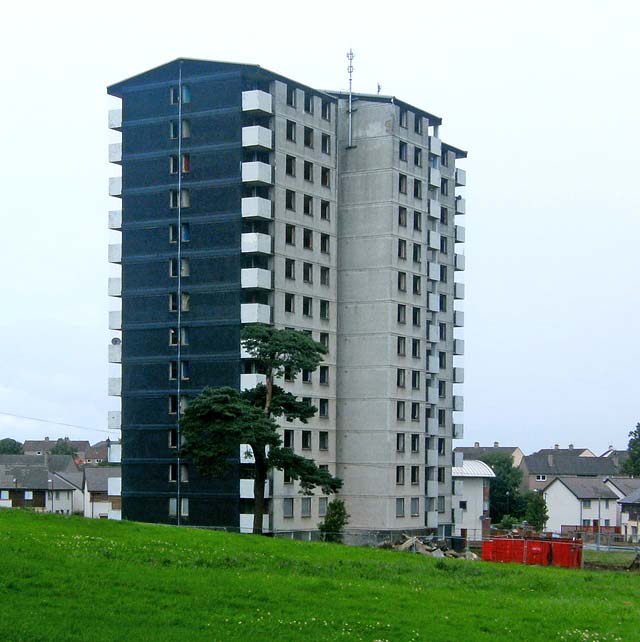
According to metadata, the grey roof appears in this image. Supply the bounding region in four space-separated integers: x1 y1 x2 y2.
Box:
523 453 618 476
452 460 496 478
0 464 76 491
620 488 640 505
23 439 90 453
84 466 121 492
0 454 79 474
605 477 640 497
531 447 594 456
455 446 520 459
55 471 84 491
548 477 618 500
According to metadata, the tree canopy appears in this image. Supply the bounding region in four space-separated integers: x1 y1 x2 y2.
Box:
524 491 549 532
479 452 526 523
49 439 78 457
0 438 23 455
622 422 640 476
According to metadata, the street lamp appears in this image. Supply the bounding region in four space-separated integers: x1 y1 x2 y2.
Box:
48 479 53 514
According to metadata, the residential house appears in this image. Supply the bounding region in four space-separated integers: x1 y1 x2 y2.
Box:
619 487 640 543
84 467 122 519
451 459 495 541
604 477 640 527
23 438 91 462
600 447 629 471
455 442 524 467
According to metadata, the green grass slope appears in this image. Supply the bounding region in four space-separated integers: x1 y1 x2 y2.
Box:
0 510 637 642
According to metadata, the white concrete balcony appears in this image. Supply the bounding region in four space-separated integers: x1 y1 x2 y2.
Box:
454 282 465 300
240 345 252 359
428 230 440 250
454 253 465 271
108 411 121 431
240 478 271 499
426 418 438 435
425 382 439 404
242 125 272 149
241 196 272 220
428 199 440 219
454 311 464 327
240 444 255 464
108 377 122 397
427 324 439 343
108 277 122 297
456 197 466 215
427 262 440 281
426 510 439 528
108 109 122 130
241 303 271 324
108 244 122 264
427 356 440 374
427 449 438 467
453 395 464 412
109 310 122 330
242 161 272 185
453 339 465 355
455 168 466 187
429 167 441 188
427 293 440 313
240 513 270 534
455 225 466 243
429 136 441 156
241 232 271 254
453 367 464 384
108 210 122 231
241 268 271 290
241 373 267 390
242 90 273 114
109 177 122 197
453 423 464 439
426 479 439 497
109 143 122 164
108 343 122 364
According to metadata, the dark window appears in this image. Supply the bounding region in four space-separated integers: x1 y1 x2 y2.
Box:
411 370 420 390
285 293 295 313
304 92 314 113
320 266 330 286
411 402 420 421
285 224 295 245
439 294 447 312
399 141 408 161
320 332 329 349
411 434 420 453
285 189 296 211
441 178 449 196
303 296 313 317
304 161 313 182
398 272 406 292
397 401 405 420
413 211 422 231
320 300 330 320
285 258 295 280
440 265 448 282
413 275 421 295
399 108 408 128
319 399 329 417
398 239 407 259
319 366 329 385
321 100 331 120
398 206 407 227
286 155 296 176
286 120 296 142
303 194 313 216
413 243 421 263
397 304 406 324
412 339 420 358
304 126 314 148
440 207 448 225
439 323 447 341
414 115 423 135
303 262 313 283
399 174 407 194
439 381 447 398
414 179 422 199
320 234 330 253
440 236 448 254
412 307 421 327
397 336 406 355
319 431 329 449
414 147 422 167
303 228 313 249
284 429 294 448
397 433 405 452
321 200 330 220
302 430 312 449
321 167 330 187
411 465 420 484
321 134 330 154
397 368 406 387
396 466 405 485
286 86 296 107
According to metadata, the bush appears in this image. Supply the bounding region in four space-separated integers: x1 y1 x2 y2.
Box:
318 499 349 543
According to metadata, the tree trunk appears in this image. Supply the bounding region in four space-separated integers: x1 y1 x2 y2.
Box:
264 371 273 415
252 452 267 535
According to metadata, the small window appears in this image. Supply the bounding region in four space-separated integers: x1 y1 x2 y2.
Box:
319 365 329 385
397 368 406 388
411 402 420 421
304 126 314 148
460 500 468 511
303 262 313 283
583 500 592 509
320 234 330 253
396 401 406 421
413 179 422 200
320 200 330 220
321 167 330 187
285 189 296 211
24 491 33 501
396 466 405 485
399 108 408 128
301 497 312 518
414 115 423 135
169 429 178 448
413 211 422 231
285 293 295 313
438 467 446 483
399 141 408 161
302 296 313 317
410 497 420 517
439 381 447 399
414 148 422 167
440 207 448 225
303 228 313 249
302 430 312 449
439 294 447 312
440 265 448 283
304 92 314 114
439 323 447 341
411 466 420 485
321 100 331 120
411 370 420 390
169 463 178 481
441 151 449 167
181 120 191 139
411 434 420 453
398 239 407 259
413 276 421 295
319 431 329 450
320 300 330 320
284 430 294 448
319 497 328 516
396 497 405 518
170 87 180 104
169 498 177 516
438 409 446 428
286 86 296 108
398 272 407 292
320 332 329 349
397 304 406 324
170 223 190 243
536 474 547 482
181 154 190 173
169 361 178 380
438 352 446 369
397 433 405 452
441 178 449 196
181 361 190 380
285 258 295 280
399 174 407 194
285 224 296 245
398 206 407 227
320 266 330 286
303 194 313 216
286 155 296 177
319 399 329 417
412 339 420 358
440 236 448 254
397 336 406 356
412 307 421 327
283 497 294 518
170 155 179 174
304 161 314 182
286 120 296 142
321 134 331 154
413 243 421 263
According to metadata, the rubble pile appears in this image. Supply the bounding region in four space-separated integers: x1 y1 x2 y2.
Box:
379 534 478 560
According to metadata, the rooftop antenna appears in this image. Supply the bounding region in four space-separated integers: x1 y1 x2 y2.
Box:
377 83 381 95
347 49 355 147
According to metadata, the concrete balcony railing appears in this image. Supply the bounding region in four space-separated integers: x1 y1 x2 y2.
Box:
240 444 255 464
428 199 440 219
108 244 122 264
455 168 466 187
427 262 440 281
242 126 272 149
241 373 267 390
108 210 122 231
108 109 122 130
427 449 439 467
453 338 465 355
108 343 122 364
453 367 464 384
241 232 272 254
428 230 440 250
241 90 273 114
240 303 271 324
427 356 440 374
455 225 466 243
108 277 122 297
429 136 442 156
426 293 440 313
109 143 122 164
454 253 465 271
108 411 121 430
454 310 464 327
425 381 439 404
453 395 464 412
240 478 271 499
241 196 272 220
426 510 439 528
108 377 122 397
428 167 441 188
240 513 270 534
241 162 272 185
241 268 272 290
426 479 439 497
456 197 466 215
426 418 438 435
427 324 439 343
454 282 465 300
453 423 464 440
109 177 122 197
109 310 122 330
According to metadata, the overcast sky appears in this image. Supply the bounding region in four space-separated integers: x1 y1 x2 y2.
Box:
0 0 638 453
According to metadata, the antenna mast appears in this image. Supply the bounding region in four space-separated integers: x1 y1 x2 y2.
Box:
347 49 355 147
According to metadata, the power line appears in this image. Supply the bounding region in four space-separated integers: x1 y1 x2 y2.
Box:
0 411 119 435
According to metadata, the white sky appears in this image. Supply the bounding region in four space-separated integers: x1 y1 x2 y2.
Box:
0 0 638 453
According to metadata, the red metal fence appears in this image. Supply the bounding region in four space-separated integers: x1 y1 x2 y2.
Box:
482 537 582 569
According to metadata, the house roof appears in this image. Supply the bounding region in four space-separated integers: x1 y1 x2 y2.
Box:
531 447 595 457
0 454 79 474
546 476 618 500
0 464 76 491
522 453 618 476
23 440 90 453
620 487 640 506
455 446 520 459
55 471 84 491
452 460 496 478
604 477 640 497
84 466 121 492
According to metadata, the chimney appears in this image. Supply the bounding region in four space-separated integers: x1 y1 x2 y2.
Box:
45 436 50 442
494 441 499 448
568 444 574 450
474 442 480 448
554 444 559 450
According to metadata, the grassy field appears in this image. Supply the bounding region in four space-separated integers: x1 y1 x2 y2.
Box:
583 549 638 569
0 511 638 642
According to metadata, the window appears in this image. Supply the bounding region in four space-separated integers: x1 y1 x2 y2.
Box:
169 429 178 448
284 469 293 483
284 429 294 448
285 224 296 245
398 272 407 292
286 189 296 211
410 497 420 516
398 207 407 227
399 174 407 194
24 491 33 501
169 498 177 516
440 265 448 283
412 339 420 358
411 402 420 421
169 361 178 380
319 365 329 385
440 236 448 254
302 296 313 317
441 151 449 167
286 86 296 108
320 266 330 286
321 100 331 120
285 258 295 280
438 466 446 483
582 519 590 527
398 239 407 259
286 120 296 142
412 307 421 327
604 519 611 527
304 92 314 113
437 496 445 513
181 120 191 139
413 276 421 295
181 154 190 173
397 401 405 420
397 336 406 356
320 332 329 349
302 262 313 283
440 207 448 225
170 223 190 244
301 497 312 518
320 234 330 253
285 293 295 313
304 161 313 182
303 194 313 216
169 463 178 481
397 304 406 324
583 500 592 509
439 294 447 312
439 381 447 399
411 466 420 485
411 434 420 453
399 141 408 161
413 244 421 263
321 166 330 187
438 408 446 428
413 179 422 199
439 352 446 369
181 361 190 380
304 126 314 148
286 155 296 176
396 466 405 485
413 211 422 231
302 430 312 449
397 368 406 387
439 323 447 341
170 155 179 174
321 200 330 220
319 497 328 516
399 108 408 128
181 85 191 103
302 368 312 383
283 497 294 518
319 431 329 450
169 258 190 278
441 178 449 196
411 370 420 390
430 155 439 169
396 497 405 518
303 228 313 249
170 189 190 209
319 399 329 417
321 134 330 154
320 300 330 320
414 147 422 167
397 433 405 452
170 119 191 139
170 86 180 104
536 474 547 482
414 115 423 135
